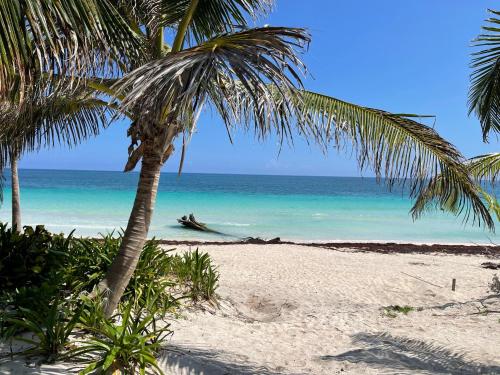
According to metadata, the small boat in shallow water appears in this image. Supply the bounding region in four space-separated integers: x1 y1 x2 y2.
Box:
177 214 217 232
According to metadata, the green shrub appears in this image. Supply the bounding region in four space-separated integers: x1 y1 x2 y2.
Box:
66 235 219 306
70 294 171 375
126 241 179 310
0 224 71 293
0 225 219 369
64 235 121 293
78 295 109 332
170 249 219 302
6 296 82 363
383 305 414 318
0 225 219 310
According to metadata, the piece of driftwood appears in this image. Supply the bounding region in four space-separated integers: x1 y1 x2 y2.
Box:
177 214 226 235
481 262 500 270
242 237 281 244
178 214 215 232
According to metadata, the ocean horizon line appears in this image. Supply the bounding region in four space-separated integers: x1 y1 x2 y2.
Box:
11 167 377 180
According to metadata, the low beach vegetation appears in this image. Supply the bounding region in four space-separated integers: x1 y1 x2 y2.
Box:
382 305 415 318
0 224 218 372
68 296 171 375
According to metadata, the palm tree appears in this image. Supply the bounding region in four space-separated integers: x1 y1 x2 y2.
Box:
0 0 142 230
87 0 494 316
0 0 143 95
469 9 500 141
0 82 111 231
415 9 500 216
0 0 492 314
468 10 500 185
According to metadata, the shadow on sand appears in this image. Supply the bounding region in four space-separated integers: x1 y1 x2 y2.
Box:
320 332 500 374
160 343 296 375
0 360 82 374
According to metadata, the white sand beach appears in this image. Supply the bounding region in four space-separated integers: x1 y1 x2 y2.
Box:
162 244 500 375
2 243 500 374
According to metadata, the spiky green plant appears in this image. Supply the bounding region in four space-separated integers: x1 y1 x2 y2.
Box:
6 296 83 363
69 296 171 375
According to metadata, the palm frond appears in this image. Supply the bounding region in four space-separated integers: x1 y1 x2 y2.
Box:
412 153 500 223
112 26 493 228
299 91 494 230
0 82 112 171
115 27 310 139
469 9 500 140
154 0 272 43
468 152 500 183
0 0 144 95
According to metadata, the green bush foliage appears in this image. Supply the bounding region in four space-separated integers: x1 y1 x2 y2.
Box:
170 249 219 302
6 296 82 363
0 223 219 370
71 292 171 374
0 223 71 292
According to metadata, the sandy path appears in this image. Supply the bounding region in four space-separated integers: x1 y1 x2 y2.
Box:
161 244 500 375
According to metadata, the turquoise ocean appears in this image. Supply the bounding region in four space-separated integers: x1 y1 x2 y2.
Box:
0 169 497 244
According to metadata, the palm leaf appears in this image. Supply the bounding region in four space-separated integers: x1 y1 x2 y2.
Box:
412 153 500 222
299 91 494 230
144 0 272 42
469 9 500 140
115 27 310 141
112 25 494 228
0 0 144 95
0 81 112 172
468 152 500 183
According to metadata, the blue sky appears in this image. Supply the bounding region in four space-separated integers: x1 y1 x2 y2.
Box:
19 0 500 176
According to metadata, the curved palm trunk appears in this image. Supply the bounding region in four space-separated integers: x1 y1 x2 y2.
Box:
98 143 164 316
10 149 21 232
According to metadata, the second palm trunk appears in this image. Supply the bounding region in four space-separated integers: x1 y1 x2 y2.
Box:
98 142 164 316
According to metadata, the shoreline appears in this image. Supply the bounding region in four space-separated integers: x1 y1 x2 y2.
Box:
155 238 500 257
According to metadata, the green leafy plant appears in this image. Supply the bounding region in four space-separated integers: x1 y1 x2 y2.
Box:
0 223 72 292
126 241 179 309
78 295 109 332
0 227 218 370
67 235 219 307
7 296 82 363
170 249 219 302
70 295 171 374
382 305 415 318
65 234 121 293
